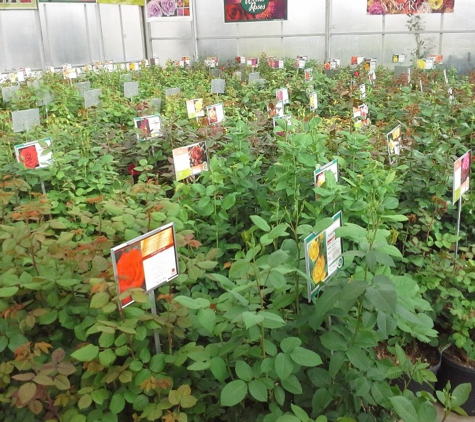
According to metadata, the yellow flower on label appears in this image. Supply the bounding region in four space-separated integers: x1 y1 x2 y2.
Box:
309 240 320 261
429 0 443 10
312 255 326 284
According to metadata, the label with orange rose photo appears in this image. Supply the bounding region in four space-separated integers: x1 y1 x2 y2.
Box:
186 98 205 119
304 211 343 300
111 222 178 308
172 141 209 181
453 150 471 204
224 0 287 23
206 103 225 125
15 138 52 169
134 114 162 141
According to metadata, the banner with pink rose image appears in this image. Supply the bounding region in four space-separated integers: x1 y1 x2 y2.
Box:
367 0 454 15
147 0 191 21
224 0 287 23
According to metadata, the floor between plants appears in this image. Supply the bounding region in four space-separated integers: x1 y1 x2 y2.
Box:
434 403 475 421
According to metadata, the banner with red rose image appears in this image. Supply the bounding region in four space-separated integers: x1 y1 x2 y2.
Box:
111 223 178 308
0 0 37 10
367 0 454 15
224 0 287 23
146 0 191 21
14 138 52 169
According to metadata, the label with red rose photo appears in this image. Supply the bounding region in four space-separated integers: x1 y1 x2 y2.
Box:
453 150 471 204
224 0 287 23
14 138 52 170
111 222 178 308
206 103 225 125
172 141 209 181
134 114 162 141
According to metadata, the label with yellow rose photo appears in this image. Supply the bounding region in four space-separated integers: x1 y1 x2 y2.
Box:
453 150 471 204
186 98 205 119
14 138 52 170
111 222 178 308
387 124 402 165
134 114 162 141
304 211 343 300
172 141 209 181
367 0 454 15
392 54 406 63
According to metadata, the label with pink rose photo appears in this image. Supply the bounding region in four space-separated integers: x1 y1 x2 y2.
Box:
367 0 454 15
14 138 53 170
146 0 191 21
453 150 471 204
172 141 209 181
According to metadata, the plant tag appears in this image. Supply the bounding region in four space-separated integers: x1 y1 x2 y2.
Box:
84 89 102 108
124 81 139 98
211 79 225 94
11 108 40 133
76 81 91 96
165 87 181 97
2 85 19 103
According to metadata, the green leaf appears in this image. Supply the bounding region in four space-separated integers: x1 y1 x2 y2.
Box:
173 296 205 310
210 357 227 382
276 416 300 422
381 214 408 222
250 215 270 232
268 224 289 240
18 382 36 403
71 344 99 362
451 383 472 408
260 311 286 329
336 224 367 241
249 379 267 402
197 308 216 333
281 374 302 394
181 394 197 409
366 281 397 313
290 347 322 367
346 348 371 371
78 394 92 410
220 380 247 406
90 292 110 309
221 194 236 211
241 311 264 330
389 396 418 422
280 337 302 353
149 354 166 373
99 349 116 367
329 351 347 378
235 360 254 382
197 261 218 270
0 287 19 297
275 353 294 380
91 389 109 405
268 250 289 267
321 331 348 352
110 393 125 414
229 260 251 279
290 403 309 421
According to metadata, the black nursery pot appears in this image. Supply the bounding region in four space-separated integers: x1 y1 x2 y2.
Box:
436 348 475 416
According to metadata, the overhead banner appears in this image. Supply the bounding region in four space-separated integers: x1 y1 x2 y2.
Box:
224 0 287 23
147 0 191 21
367 0 454 15
0 0 37 9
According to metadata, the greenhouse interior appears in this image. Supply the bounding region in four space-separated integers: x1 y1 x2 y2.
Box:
1 0 475 421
